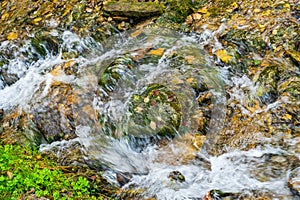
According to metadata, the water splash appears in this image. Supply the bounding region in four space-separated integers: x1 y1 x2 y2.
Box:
0 27 298 200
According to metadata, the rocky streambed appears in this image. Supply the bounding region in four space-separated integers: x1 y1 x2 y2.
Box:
0 0 299 199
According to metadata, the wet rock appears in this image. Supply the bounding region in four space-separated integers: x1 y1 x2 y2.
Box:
0 108 3 122
31 82 76 143
0 68 20 86
250 153 299 182
98 55 136 96
128 83 182 138
116 172 133 186
288 167 300 196
168 171 185 182
103 1 163 18
204 189 234 200
0 111 47 146
254 66 279 105
30 31 60 58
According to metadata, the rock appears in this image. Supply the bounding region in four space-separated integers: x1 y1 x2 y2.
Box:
98 55 136 95
103 1 162 18
0 68 20 86
168 171 185 182
128 83 182 138
288 167 300 196
0 111 47 146
31 82 76 143
116 172 133 186
0 108 3 121
30 31 60 58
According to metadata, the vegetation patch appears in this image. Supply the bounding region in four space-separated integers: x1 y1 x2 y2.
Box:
0 144 112 200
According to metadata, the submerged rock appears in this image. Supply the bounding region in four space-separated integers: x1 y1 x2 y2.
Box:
98 55 136 96
128 83 182 138
289 167 300 196
168 170 185 182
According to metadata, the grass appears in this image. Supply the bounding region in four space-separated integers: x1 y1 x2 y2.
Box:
0 144 109 200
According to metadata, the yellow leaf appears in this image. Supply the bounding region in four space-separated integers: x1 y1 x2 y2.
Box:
150 121 156 130
254 8 261 13
261 10 271 16
50 66 63 76
148 48 165 56
197 7 208 14
32 17 43 24
7 32 18 40
283 114 292 120
1 13 9 21
215 49 232 63
286 50 300 64
186 77 194 83
231 13 239 20
226 2 239 13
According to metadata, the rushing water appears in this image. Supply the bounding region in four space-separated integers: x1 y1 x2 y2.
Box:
0 27 299 199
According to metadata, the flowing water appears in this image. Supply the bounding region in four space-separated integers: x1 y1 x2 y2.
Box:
0 27 299 199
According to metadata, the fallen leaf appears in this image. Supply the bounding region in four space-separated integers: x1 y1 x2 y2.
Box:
7 32 18 40
286 50 300 64
32 17 43 24
7 171 13 180
192 13 201 20
134 106 143 113
215 49 232 63
283 114 292 120
185 55 195 64
186 77 194 83
150 121 156 130
197 7 208 14
148 48 165 56
144 97 150 103
1 13 9 21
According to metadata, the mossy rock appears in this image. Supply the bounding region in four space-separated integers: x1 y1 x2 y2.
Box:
98 55 136 94
127 83 182 138
103 1 163 18
30 31 60 58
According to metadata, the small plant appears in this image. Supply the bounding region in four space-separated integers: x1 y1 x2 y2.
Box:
0 144 106 200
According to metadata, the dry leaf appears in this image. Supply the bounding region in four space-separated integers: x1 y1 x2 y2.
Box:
130 29 143 38
197 7 208 14
192 13 201 20
134 106 143 113
150 121 156 130
215 49 232 63
32 17 43 24
7 171 13 180
185 55 195 64
1 13 9 21
186 77 194 83
148 48 165 56
7 32 18 40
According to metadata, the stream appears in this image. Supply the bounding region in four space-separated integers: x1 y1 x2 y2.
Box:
0 27 299 199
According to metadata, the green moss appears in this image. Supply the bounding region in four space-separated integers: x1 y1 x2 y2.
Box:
163 0 207 23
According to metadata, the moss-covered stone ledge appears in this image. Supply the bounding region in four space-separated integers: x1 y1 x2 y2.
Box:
103 1 163 18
